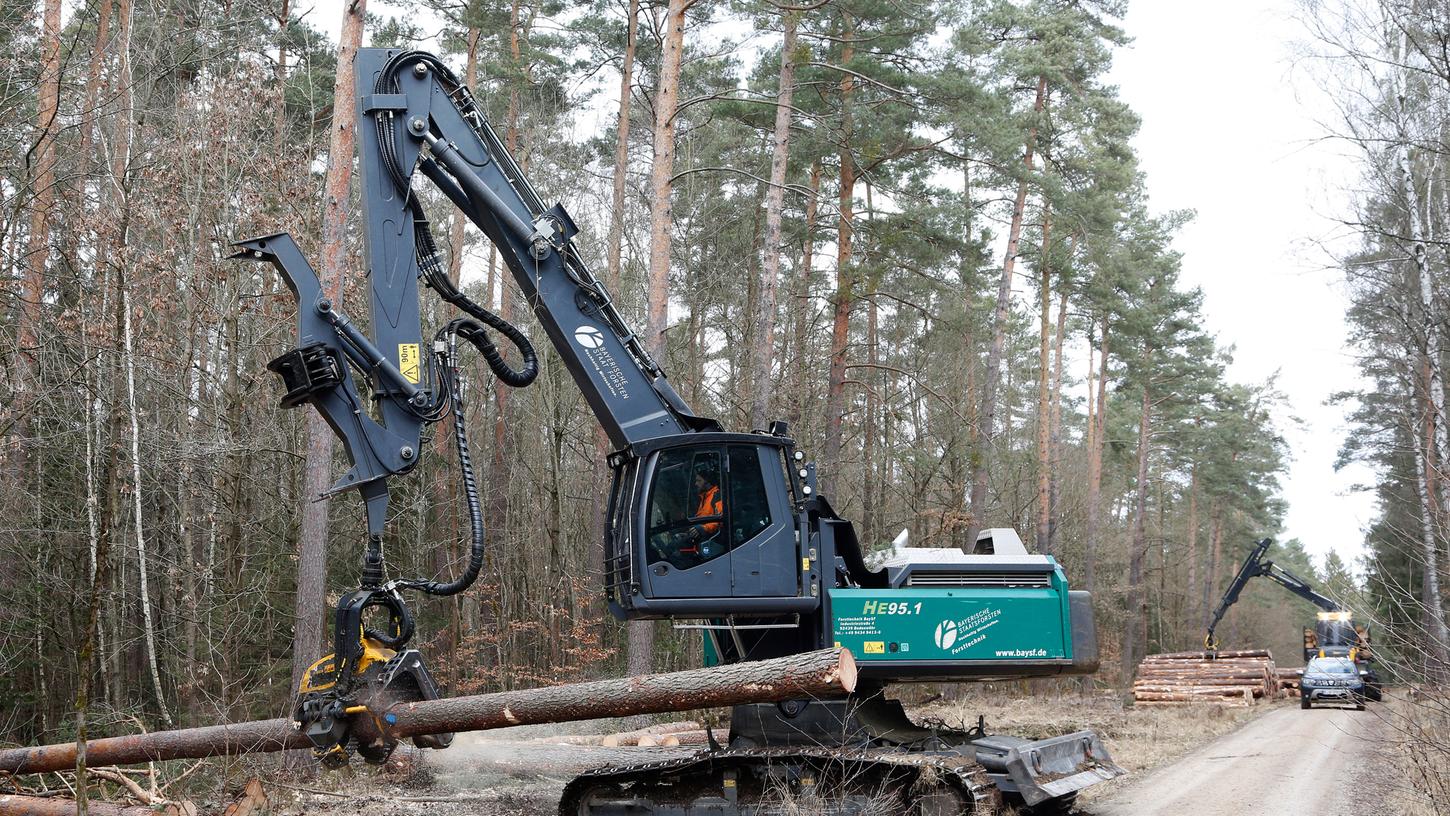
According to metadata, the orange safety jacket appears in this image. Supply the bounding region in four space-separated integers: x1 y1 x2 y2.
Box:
694 484 722 535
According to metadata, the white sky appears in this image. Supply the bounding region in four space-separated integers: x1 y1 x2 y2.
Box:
1106 0 1377 570
302 0 1381 571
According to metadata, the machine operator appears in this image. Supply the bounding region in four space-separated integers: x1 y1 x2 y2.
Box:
651 460 726 569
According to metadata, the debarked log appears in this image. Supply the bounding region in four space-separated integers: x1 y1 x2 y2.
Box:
1136 672 1264 681
1132 685 1264 696
0 648 856 776
0 794 184 816
1136 678 1269 688
1141 654 1270 661
1133 689 1255 703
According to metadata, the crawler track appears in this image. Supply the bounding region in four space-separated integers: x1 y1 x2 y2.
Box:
558 745 997 815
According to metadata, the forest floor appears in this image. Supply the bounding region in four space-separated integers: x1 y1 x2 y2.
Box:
223 690 1267 815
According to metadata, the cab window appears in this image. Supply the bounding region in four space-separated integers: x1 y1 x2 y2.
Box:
646 448 725 570
728 446 772 546
1314 658 1356 674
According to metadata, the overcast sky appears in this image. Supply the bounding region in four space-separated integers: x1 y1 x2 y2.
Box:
1107 0 1377 569
306 0 1380 570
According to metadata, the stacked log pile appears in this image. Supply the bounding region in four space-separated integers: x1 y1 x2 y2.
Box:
1133 650 1279 707
1278 668 1302 694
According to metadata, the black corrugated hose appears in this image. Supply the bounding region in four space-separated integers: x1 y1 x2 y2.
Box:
365 49 540 604
398 319 486 597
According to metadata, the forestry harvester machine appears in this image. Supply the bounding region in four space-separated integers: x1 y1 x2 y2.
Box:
233 48 1124 814
1205 537 1380 699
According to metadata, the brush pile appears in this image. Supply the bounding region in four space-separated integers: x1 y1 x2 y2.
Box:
1132 649 1280 707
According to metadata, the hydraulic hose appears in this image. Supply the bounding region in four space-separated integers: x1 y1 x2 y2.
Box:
413 205 538 388
371 47 540 395
399 320 486 598
357 49 537 608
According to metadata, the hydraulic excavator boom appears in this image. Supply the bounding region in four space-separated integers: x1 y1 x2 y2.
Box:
1205 538 1342 652
1206 538 1375 662
237 48 1125 812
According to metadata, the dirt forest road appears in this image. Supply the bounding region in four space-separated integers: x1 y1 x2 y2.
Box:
1085 704 1386 816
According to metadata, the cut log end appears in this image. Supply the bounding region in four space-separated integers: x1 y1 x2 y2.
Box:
837 648 858 693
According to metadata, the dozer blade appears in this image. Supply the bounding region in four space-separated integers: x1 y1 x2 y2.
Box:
971 730 1125 807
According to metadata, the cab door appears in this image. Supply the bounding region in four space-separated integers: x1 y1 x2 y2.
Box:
724 444 799 598
639 446 733 599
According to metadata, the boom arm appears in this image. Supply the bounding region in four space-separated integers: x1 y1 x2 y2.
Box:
355 48 716 448
229 50 732 764
236 48 719 561
1205 537 1341 650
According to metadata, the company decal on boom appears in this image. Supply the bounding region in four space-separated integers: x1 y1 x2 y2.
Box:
573 325 631 400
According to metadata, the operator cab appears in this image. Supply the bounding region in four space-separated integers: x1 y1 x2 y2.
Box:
604 431 818 619
1308 610 1366 660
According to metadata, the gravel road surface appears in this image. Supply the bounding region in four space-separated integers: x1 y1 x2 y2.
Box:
1085 703 1386 816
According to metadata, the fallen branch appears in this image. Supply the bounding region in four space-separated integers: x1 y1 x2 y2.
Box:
87 770 154 805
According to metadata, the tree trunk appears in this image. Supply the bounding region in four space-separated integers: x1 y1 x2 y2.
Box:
965 75 1047 547
1203 500 1223 630
1047 285 1068 555
447 25 482 284
606 0 639 293
0 794 160 816
635 0 690 676
1034 205 1053 553
72 10 117 798
19 0 61 368
1084 320 1110 592
596 0 639 648
1393 25 1450 674
274 0 291 137
645 0 689 361
75 279 125 814
863 288 878 545
119 268 172 727
1186 460 1199 646
1 649 857 775
489 0 532 649
1121 380 1153 685
788 161 821 432
749 11 800 430
1414 382 1450 677
434 23 480 681
102 0 166 728
71 0 113 262
956 156 978 550
11 0 62 467
822 26 857 481
290 0 366 716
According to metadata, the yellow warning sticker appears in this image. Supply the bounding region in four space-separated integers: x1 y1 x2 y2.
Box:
399 343 420 383
863 641 886 654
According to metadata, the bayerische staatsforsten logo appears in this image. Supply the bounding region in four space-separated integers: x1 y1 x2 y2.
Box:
574 325 605 349
934 619 958 650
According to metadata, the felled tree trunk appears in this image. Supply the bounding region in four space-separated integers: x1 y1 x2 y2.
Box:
1 649 856 775
0 794 179 816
